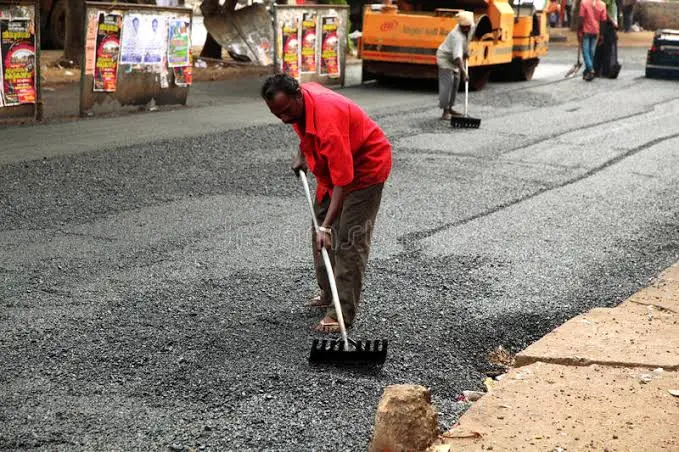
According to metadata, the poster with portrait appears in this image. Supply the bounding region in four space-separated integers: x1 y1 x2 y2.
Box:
93 13 122 92
120 13 144 63
0 18 36 106
320 16 339 78
281 20 300 79
142 15 165 64
167 17 191 67
300 13 317 74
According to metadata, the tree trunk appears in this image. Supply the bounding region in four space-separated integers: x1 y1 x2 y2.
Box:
570 0 581 31
200 32 223 59
64 0 84 65
199 0 238 59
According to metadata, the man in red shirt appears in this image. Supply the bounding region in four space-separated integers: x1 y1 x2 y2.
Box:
579 0 607 81
261 74 392 332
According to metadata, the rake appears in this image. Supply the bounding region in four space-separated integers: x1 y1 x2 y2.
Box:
565 41 583 78
451 60 481 129
298 171 388 367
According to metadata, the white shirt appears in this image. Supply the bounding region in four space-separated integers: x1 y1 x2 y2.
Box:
436 25 470 72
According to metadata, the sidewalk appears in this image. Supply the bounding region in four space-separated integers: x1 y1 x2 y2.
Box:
550 28 655 48
431 261 679 451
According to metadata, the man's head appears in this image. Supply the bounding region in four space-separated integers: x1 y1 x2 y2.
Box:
152 18 159 32
132 17 140 31
261 74 304 124
457 11 474 36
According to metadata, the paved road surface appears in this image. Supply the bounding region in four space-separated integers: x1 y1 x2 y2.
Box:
1 48 678 450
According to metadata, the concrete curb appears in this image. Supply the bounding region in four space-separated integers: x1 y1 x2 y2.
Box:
432 261 679 451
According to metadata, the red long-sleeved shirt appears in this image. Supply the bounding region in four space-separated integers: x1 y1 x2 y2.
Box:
292 83 392 202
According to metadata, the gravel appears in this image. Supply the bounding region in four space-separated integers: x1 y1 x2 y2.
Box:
1 50 678 450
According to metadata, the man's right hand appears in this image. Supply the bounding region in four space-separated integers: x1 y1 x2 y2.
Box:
292 154 307 177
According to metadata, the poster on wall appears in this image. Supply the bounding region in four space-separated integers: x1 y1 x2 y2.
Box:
0 18 36 106
320 16 340 78
300 13 317 74
93 13 122 92
0 53 4 107
85 11 99 76
167 17 191 67
120 13 144 63
142 15 165 64
173 65 192 87
281 20 300 79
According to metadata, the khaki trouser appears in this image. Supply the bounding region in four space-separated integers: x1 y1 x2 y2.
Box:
438 67 461 111
312 183 384 326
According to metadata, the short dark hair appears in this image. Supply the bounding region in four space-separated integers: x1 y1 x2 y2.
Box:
261 74 300 101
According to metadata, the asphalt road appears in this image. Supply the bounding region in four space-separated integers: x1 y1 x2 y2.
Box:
1 47 678 451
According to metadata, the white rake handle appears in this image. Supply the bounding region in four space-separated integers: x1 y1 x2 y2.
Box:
299 171 350 351
464 59 469 117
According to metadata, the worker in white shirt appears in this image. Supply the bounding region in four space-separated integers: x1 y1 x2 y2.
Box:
436 11 474 121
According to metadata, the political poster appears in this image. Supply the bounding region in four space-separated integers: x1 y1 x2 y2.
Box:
300 13 317 74
281 20 300 79
320 16 339 78
142 15 165 64
167 17 191 68
120 13 144 63
93 13 122 92
0 18 36 106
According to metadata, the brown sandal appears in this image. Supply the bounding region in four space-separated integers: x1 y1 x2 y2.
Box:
314 317 342 333
304 294 330 309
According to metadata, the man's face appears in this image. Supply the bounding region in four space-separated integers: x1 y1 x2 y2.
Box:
152 20 158 32
460 25 471 36
133 18 139 31
266 91 304 124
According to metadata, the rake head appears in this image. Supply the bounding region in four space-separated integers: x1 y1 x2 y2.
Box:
309 338 388 367
451 116 481 129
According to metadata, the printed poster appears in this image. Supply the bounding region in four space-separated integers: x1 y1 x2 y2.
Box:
120 13 143 63
0 18 36 106
142 15 165 64
167 17 191 67
300 13 317 74
85 11 99 76
173 65 192 87
120 13 165 64
281 20 300 79
320 16 339 78
94 13 122 92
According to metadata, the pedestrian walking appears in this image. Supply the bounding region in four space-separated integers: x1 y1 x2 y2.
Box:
594 0 621 78
578 0 607 81
564 0 574 27
436 11 474 121
622 0 635 32
261 74 393 333
546 0 562 27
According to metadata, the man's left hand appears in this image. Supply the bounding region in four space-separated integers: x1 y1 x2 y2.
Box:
316 229 332 252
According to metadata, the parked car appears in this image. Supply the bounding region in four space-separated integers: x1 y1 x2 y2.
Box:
645 29 679 79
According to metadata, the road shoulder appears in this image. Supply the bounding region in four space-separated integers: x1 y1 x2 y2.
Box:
432 261 679 451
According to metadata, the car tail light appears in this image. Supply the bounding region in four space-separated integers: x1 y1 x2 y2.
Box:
650 45 658 52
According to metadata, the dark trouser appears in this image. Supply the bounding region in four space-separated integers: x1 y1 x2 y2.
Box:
438 68 461 111
312 184 384 326
622 5 633 32
594 20 620 78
